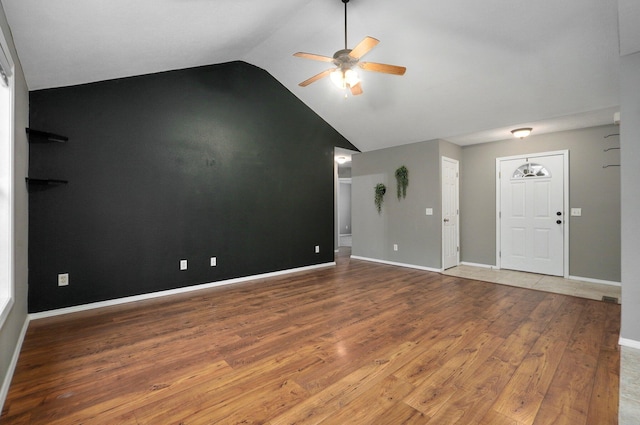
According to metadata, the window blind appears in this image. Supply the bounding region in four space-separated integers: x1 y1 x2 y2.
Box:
0 41 13 87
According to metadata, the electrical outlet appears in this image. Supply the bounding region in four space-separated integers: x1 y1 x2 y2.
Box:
393 244 398 251
58 273 69 286
426 208 433 216
210 257 217 267
180 259 188 270
315 245 320 254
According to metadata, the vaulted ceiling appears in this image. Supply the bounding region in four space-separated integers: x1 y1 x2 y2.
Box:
2 0 638 152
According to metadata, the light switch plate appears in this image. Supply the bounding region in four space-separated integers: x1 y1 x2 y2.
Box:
180 259 188 270
426 208 433 216
571 208 582 217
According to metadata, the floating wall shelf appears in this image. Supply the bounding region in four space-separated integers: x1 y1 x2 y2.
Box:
26 128 68 143
25 178 68 186
26 128 69 189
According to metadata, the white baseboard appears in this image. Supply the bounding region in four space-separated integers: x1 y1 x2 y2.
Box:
459 262 497 269
350 256 441 273
0 315 29 412
619 337 640 350
568 275 621 287
29 262 336 321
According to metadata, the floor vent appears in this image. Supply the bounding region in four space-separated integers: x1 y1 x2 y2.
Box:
602 296 618 304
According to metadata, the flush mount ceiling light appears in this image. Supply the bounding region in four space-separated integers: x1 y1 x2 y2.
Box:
293 0 406 97
511 128 533 139
335 156 349 164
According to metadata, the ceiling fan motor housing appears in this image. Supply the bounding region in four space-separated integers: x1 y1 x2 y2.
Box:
333 49 359 70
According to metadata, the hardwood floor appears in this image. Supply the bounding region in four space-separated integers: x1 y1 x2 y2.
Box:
2 249 620 424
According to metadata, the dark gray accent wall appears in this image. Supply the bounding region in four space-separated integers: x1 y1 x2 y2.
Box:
460 125 621 282
351 139 461 269
27 61 357 312
621 51 640 343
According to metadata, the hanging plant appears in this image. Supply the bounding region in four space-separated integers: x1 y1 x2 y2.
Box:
374 183 386 214
395 165 409 199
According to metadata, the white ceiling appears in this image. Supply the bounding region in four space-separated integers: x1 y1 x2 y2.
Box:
2 0 637 152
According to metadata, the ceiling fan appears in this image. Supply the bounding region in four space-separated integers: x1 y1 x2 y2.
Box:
293 0 406 96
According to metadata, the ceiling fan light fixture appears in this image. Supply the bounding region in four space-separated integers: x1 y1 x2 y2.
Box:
330 68 359 89
511 127 533 139
293 0 405 95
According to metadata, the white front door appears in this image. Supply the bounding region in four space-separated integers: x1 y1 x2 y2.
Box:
499 153 566 276
442 157 459 270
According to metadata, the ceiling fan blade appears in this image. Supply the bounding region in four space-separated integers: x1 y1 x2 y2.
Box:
299 69 335 87
349 36 379 59
359 61 407 76
350 82 363 96
293 52 334 63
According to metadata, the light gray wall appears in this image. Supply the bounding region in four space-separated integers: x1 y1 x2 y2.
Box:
352 139 460 269
338 182 351 235
620 51 640 343
0 2 29 404
460 125 621 282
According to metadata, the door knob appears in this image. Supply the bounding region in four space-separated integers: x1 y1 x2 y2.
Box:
444 218 449 223
556 220 562 224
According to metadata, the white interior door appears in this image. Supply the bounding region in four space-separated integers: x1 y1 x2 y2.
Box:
442 157 459 270
499 153 565 276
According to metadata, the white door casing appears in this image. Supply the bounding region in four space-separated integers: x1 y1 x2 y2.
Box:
496 151 569 277
442 157 459 270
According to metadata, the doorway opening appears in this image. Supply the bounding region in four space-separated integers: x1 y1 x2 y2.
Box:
335 147 358 250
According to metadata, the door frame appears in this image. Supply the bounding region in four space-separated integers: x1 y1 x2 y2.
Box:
442 156 460 270
495 150 569 277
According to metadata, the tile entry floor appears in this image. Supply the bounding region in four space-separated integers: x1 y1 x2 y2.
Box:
443 264 621 303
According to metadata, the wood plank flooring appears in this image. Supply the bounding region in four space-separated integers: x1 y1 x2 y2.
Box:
2 250 620 424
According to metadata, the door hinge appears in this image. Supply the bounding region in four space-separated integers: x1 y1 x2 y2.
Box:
499 211 501 218
457 246 459 252
498 171 501 179
499 251 501 257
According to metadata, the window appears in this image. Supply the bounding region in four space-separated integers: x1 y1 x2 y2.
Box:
0 27 15 328
511 162 550 179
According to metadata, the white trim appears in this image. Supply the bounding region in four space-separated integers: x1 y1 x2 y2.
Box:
460 261 497 269
0 315 29 411
496 150 570 278
350 255 442 273
0 23 15 330
619 337 640 350
568 275 621 287
29 262 336 320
